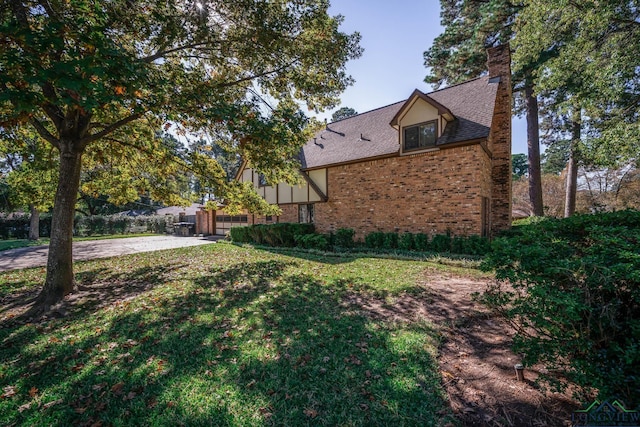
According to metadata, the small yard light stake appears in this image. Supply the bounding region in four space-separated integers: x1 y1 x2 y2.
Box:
514 364 525 381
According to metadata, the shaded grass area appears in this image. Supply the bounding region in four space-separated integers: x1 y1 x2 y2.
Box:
0 239 48 252
0 233 163 252
0 243 458 426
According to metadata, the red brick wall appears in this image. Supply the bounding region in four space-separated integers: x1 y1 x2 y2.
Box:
487 44 512 235
304 144 491 240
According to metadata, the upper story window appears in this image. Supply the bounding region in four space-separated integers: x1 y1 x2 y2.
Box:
258 173 268 187
403 120 437 152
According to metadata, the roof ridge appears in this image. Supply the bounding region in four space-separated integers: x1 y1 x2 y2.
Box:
329 100 406 124
427 75 488 95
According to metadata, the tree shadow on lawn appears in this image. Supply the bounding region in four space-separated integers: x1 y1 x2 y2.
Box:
0 259 455 426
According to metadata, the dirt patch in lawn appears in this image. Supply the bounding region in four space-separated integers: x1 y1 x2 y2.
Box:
347 268 578 426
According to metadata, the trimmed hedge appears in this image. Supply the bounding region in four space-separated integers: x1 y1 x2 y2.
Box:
480 210 640 401
229 223 315 247
0 214 173 239
229 223 491 256
363 231 490 256
334 228 355 248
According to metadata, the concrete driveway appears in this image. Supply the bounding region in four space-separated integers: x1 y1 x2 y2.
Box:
0 235 221 272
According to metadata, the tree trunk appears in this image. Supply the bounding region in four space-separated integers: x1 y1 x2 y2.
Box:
564 114 581 217
28 204 40 241
525 82 544 216
34 145 83 311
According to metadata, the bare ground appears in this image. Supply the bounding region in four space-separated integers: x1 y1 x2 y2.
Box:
347 268 578 426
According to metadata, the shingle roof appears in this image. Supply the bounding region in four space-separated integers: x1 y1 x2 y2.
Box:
299 76 498 169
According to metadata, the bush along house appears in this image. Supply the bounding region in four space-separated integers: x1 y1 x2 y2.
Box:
205 45 512 240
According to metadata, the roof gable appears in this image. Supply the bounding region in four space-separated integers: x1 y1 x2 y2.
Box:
300 76 499 169
389 89 454 127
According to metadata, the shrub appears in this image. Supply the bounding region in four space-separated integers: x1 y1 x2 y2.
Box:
382 232 398 249
229 223 314 247
451 236 465 254
398 233 414 251
480 210 640 402
414 233 429 251
334 228 355 248
364 232 385 249
430 233 451 252
295 233 329 251
0 213 30 239
229 226 251 243
464 235 491 255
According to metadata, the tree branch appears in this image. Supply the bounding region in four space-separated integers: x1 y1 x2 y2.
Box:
29 117 60 149
79 112 143 147
140 42 212 63
215 60 299 89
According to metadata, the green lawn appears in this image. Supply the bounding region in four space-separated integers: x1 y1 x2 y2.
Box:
0 243 466 426
0 233 162 252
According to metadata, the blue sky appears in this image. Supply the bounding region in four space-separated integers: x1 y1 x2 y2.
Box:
309 0 528 154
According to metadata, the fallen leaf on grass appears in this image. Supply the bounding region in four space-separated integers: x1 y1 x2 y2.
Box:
18 402 32 412
123 391 137 401
1 385 16 398
110 382 125 394
42 398 63 409
303 408 318 418
92 383 107 391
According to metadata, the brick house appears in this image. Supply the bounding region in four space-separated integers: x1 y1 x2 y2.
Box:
199 45 512 239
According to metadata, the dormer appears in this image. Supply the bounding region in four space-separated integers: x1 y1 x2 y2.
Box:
389 89 455 155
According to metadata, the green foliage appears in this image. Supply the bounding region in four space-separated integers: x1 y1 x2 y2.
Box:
430 233 452 253
362 231 489 256
0 0 363 305
333 228 355 248
364 232 385 249
414 233 430 251
0 214 171 239
295 233 330 251
513 0 640 168
382 232 398 250
480 211 640 401
511 153 528 180
331 106 358 122
0 213 31 239
423 0 517 88
398 233 415 251
229 226 251 243
229 223 315 247
74 215 172 237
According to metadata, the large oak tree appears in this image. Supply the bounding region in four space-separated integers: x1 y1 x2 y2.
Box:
0 0 361 313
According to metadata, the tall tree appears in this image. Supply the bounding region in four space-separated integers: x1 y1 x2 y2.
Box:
424 0 546 216
514 0 640 214
331 106 357 122
511 153 528 180
0 0 361 313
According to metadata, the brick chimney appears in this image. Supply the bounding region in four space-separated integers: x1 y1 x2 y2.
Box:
486 44 512 236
